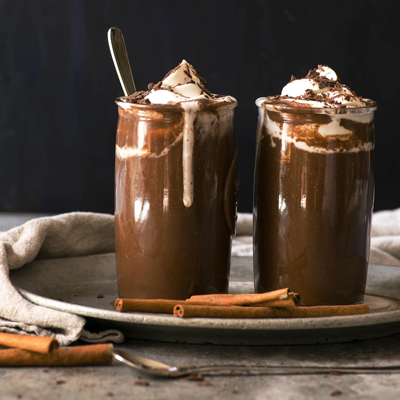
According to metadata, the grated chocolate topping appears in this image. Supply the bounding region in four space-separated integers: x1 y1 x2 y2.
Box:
269 65 377 108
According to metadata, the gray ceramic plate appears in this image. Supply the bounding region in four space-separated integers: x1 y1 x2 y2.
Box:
10 255 400 345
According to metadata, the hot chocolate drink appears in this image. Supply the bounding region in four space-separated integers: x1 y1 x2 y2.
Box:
254 66 377 305
115 61 238 299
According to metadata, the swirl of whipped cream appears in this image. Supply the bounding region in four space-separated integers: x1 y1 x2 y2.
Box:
123 60 235 106
145 60 210 104
278 65 372 108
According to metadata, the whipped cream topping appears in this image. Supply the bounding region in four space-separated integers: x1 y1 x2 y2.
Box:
258 65 375 109
146 60 210 104
123 60 234 106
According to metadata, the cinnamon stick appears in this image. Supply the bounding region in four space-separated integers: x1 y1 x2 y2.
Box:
187 288 300 307
0 332 59 354
0 344 114 367
173 304 369 318
115 298 179 314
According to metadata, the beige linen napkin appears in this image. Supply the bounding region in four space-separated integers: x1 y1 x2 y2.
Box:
232 213 253 256
370 208 400 266
232 210 400 267
0 212 124 345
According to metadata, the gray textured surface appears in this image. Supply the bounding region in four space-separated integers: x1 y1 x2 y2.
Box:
2 213 400 399
2 335 400 400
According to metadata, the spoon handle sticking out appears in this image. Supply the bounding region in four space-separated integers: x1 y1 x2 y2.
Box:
107 27 136 96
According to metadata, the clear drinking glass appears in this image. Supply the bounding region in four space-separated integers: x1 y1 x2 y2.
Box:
253 100 376 305
115 100 238 299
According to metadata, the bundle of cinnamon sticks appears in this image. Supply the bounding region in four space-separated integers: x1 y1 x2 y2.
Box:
115 288 369 318
0 332 113 366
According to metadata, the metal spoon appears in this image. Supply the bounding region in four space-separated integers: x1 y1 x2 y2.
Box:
107 27 136 96
112 349 400 378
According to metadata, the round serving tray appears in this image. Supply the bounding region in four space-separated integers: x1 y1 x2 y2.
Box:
10 255 400 345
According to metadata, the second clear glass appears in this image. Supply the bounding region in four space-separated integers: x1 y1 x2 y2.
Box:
253 100 376 305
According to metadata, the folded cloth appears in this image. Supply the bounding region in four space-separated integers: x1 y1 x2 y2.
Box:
232 209 400 267
233 213 253 256
370 208 400 266
236 213 253 236
0 212 124 346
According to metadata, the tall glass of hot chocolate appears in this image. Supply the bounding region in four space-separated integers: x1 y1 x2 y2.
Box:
254 65 376 305
115 60 238 299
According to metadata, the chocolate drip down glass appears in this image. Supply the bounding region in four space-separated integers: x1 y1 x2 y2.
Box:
115 100 238 299
253 101 376 305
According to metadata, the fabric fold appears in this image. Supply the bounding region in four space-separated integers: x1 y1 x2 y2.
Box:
371 208 400 266
0 212 116 345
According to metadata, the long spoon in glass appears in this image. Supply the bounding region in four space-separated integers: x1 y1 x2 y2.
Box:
107 27 136 96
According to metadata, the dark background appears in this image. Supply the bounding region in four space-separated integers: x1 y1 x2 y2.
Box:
1 0 399 214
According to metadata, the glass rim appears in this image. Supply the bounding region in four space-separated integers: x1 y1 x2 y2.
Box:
115 97 238 112
256 96 377 115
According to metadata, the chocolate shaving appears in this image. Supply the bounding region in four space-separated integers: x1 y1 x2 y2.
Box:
129 90 145 98
185 61 207 83
183 65 192 78
162 64 181 81
153 81 162 90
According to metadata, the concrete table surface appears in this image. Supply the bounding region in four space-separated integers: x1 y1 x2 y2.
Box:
1 213 400 400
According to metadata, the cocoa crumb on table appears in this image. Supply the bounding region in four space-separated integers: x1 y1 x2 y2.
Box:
185 374 204 381
82 383 95 388
197 381 213 386
134 378 149 386
330 371 343 376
